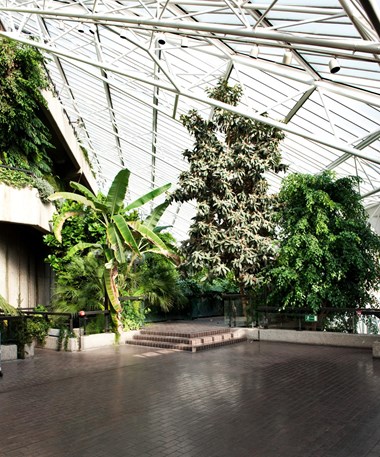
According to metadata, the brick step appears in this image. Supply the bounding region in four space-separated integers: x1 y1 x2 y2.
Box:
139 328 235 339
133 332 238 346
126 337 247 352
126 329 247 352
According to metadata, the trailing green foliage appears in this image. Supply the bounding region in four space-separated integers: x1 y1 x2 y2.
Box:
171 79 286 291
56 325 75 352
267 171 380 313
0 167 54 202
0 38 53 176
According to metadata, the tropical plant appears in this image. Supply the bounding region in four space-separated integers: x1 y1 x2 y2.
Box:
51 252 106 313
48 168 177 333
171 79 286 312
0 294 17 315
44 200 106 273
0 37 53 176
267 171 380 313
128 251 187 313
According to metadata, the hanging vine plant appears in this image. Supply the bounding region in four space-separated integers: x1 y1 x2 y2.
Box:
0 37 53 176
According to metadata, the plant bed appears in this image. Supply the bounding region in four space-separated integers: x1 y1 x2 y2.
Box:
41 328 137 352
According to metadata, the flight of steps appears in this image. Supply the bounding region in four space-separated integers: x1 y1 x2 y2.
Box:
126 327 246 352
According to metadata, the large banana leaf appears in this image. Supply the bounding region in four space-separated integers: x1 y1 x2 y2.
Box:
106 168 131 216
104 267 121 313
113 214 140 255
127 220 173 257
143 247 179 265
66 242 101 258
144 201 170 230
69 182 96 202
107 223 126 264
0 294 17 315
70 182 108 212
125 183 171 212
49 192 95 210
52 211 82 243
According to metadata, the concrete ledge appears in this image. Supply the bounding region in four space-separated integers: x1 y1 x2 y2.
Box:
1 344 17 361
23 342 35 358
42 329 138 352
244 328 380 348
373 341 380 358
0 183 55 232
43 335 79 352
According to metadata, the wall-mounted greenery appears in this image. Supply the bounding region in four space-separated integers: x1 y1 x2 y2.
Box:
0 166 55 203
0 37 53 176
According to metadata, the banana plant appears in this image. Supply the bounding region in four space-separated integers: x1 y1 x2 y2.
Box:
49 168 177 333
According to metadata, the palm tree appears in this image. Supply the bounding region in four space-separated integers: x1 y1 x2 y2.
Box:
49 168 177 333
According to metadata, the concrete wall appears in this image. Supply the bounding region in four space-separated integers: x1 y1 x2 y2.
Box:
0 221 52 308
245 328 380 349
42 91 97 193
0 184 55 232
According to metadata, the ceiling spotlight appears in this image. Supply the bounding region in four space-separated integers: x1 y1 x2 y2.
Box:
156 33 166 46
88 24 96 35
119 29 128 40
181 36 189 48
250 44 259 58
282 49 292 65
329 57 341 74
77 22 85 33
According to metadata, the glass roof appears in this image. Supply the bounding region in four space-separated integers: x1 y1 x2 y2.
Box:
0 0 380 240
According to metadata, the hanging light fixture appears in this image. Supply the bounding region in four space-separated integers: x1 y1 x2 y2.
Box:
250 44 259 58
282 49 292 65
77 22 85 33
329 57 341 74
181 36 189 48
88 24 96 35
119 29 128 40
156 33 166 45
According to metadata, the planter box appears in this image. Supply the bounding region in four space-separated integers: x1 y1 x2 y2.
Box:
23 341 35 358
41 329 137 352
43 335 78 352
1 344 17 361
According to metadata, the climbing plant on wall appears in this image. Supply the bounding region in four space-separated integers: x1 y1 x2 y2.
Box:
0 37 53 176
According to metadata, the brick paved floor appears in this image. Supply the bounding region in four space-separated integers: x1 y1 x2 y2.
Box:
1 336 380 456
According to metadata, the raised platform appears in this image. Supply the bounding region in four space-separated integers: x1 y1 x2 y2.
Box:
126 323 246 352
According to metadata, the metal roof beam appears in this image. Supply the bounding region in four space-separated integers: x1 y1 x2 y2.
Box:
359 0 380 38
2 32 379 166
171 2 342 15
1 7 380 55
283 88 316 124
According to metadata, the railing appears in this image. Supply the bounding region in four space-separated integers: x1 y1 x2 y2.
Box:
77 310 110 335
222 294 380 334
0 309 112 345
